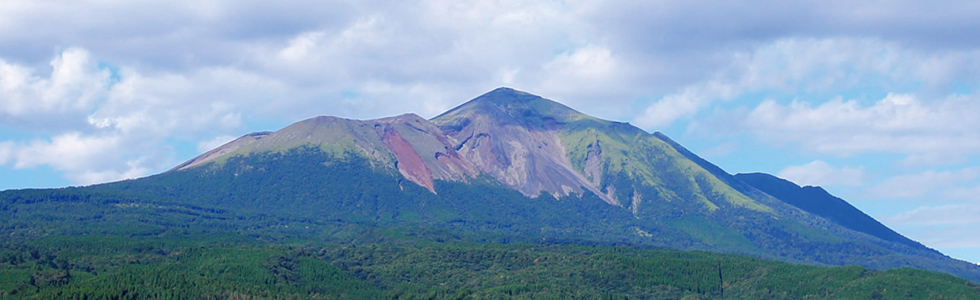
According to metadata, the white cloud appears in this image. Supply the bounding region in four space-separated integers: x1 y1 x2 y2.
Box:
534 45 640 119
740 93 980 160
93 66 276 135
898 153 967 168
278 31 326 62
864 167 980 200
777 160 865 187
0 48 294 185
632 38 900 129
634 81 737 129
642 37 980 132
698 142 739 159
0 2 979 196
894 222 980 256
197 135 238 154
12 133 118 170
943 185 980 202
4 133 144 185
887 204 980 227
542 45 617 84
0 47 110 118
0 142 12 165
1 0 980 264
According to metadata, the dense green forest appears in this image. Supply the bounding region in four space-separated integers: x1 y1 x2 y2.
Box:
2 147 979 298
2 233 978 299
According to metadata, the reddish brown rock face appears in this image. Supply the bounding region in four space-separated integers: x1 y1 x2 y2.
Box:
174 88 616 202
175 88 619 205
430 88 618 204
382 125 435 193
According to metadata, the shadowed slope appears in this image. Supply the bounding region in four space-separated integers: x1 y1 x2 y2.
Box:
735 172 933 252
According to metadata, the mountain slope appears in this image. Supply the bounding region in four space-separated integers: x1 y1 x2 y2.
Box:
430 87 771 214
153 88 980 281
2 87 978 283
172 113 478 193
735 172 931 251
431 88 606 201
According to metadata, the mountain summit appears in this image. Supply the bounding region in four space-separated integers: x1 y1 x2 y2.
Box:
432 87 616 202
178 87 769 210
434 87 589 124
44 87 980 282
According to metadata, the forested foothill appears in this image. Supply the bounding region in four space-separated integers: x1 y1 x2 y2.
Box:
1 148 978 299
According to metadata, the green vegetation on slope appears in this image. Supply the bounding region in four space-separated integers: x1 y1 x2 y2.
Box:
2 146 979 286
558 118 769 213
0 235 380 299
0 233 978 299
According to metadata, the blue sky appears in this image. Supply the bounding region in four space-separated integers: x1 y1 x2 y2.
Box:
2 0 980 264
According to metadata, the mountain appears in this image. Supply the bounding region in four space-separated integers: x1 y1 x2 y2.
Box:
735 172 929 250
2 87 979 285
172 113 478 193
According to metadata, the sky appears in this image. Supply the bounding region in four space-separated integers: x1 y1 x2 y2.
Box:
1 0 979 264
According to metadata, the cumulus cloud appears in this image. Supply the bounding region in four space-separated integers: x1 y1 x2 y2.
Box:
0 48 295 185
8 133 151 184
743 93 980 158
638 37 980 130
0 2 977 184
777 160 865 187
0 48 110 128
634 81 738 129
540 45 618 90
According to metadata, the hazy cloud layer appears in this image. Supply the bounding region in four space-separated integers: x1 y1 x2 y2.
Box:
3 0 980 262
777 160 865 187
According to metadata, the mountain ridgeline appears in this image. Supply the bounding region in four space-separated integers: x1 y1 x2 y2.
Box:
734 173 926 250
2 87 980 294
147 88 980 280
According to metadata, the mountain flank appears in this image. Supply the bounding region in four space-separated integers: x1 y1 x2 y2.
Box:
3 87 979 286
735 172 931 251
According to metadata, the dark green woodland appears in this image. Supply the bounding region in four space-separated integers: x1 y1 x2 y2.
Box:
2 148 979 299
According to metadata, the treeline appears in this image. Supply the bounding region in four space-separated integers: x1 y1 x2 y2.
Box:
1 234 978 299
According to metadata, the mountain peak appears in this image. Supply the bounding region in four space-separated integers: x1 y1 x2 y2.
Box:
432 87 587 125
473 87 538 104
151 88 980 282
484 86 527 97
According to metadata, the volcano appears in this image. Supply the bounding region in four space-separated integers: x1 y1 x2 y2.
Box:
4 87 979 282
